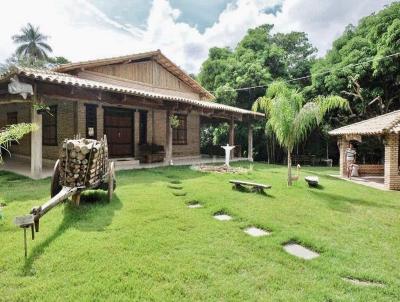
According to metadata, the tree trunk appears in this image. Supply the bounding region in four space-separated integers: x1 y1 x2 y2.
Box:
287 150 292 186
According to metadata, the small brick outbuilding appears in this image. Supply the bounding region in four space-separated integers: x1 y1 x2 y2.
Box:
330 110 400 190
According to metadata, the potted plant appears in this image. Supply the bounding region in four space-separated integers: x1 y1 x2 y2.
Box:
33 102 51 115
170 115 181 129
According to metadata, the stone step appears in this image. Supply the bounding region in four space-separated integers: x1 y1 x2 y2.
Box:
112 158 140 170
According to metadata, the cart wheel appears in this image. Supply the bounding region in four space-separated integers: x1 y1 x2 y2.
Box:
108 161 115 202
50 159 62 197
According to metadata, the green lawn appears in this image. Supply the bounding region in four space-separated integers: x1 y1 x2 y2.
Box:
0 163 399 301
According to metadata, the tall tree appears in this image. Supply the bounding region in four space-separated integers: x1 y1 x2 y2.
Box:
198 25 317 162
12 23 53 63
308 2 400 124
253 81 349 185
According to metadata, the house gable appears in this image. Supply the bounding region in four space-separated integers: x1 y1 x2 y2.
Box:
87 59 195 95
54 51 214 100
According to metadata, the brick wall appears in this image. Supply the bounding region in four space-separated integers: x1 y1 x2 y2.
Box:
172 112 200 157
1 99 201 162
146 110 200 158
42 99 76 159
337 137 348 177
0 102 31 156
384 133 400 190
358 164 384 176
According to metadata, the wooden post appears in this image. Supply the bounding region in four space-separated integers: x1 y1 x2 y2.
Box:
31 104 43 179
248 125 253 162
151 110 156 144
229 117 235 159
165 111 173 164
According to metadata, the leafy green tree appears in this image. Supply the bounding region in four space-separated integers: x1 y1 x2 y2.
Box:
309 2 400 123
199 25 316 162
253 81 349 185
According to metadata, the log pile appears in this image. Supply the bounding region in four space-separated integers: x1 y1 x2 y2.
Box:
59 136 109 188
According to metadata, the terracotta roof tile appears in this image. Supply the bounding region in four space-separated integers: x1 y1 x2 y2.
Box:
1 67 264 118
329 110 400 136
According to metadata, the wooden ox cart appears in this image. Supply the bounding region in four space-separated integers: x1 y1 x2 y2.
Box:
14 135 116 257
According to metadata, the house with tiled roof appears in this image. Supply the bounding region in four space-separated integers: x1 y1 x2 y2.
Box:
0 50 262 178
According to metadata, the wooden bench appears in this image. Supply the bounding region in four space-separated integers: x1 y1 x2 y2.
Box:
229 180 271 193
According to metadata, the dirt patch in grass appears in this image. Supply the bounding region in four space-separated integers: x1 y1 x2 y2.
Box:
342 277 385 287
192 164 248 174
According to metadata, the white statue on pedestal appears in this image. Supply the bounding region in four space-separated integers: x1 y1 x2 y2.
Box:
221 144 235 167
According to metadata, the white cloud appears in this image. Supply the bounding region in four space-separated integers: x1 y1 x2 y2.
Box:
0 0 395 74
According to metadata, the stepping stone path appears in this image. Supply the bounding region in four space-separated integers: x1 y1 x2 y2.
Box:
172 191 187 196
342 277 384 287
283 243 319 260
214 214 232 221
188 203 203 208
244 227 270 237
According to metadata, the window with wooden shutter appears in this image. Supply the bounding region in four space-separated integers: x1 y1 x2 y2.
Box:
85 104 97 139
7 112 18 125
139 110 147 145
172 114 187 145
42 106 57 146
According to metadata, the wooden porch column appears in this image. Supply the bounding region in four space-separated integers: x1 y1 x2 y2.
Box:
229 117 235 158
338 136 348 177
384 134 400 190
31 107 42 179
248 125 253 162
165 111 173 164
151 110 155 144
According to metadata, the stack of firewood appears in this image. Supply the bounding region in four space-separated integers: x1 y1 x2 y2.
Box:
59 136 108 188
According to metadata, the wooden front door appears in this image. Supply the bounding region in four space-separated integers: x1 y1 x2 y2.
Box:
104 107 134 158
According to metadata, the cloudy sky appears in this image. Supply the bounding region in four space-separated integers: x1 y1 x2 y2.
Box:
0 0 395 73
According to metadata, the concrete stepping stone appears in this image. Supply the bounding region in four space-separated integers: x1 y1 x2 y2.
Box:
342 277 384 287
283 243 319 260
214 214 232 221
244 227 270 237
188 203 203 208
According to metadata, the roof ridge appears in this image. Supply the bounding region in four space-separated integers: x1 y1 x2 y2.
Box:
53 50 160 71
331 110 400 131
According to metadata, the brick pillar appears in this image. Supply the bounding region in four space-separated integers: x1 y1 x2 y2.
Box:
165 111 173 164
31 107 42 179
338 136 348 177
384 134 400 190
248 125 253 162
229 117 235 158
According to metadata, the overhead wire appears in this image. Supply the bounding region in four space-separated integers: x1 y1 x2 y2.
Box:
208 51 400 94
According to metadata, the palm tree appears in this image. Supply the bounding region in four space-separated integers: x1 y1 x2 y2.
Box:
12 23 52 62
0 123 37 163
252 81 349 186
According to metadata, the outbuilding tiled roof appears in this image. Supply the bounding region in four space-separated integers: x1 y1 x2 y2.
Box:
0 67 264 118
329 110 400 136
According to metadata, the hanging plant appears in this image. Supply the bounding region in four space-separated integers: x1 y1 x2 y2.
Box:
32 102 51 115
170 115 181 129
